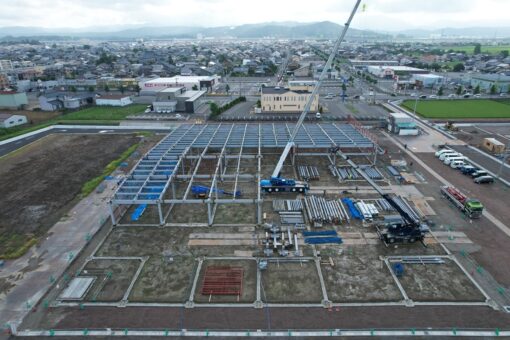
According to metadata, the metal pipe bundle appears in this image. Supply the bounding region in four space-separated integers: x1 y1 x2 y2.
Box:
361 166 384 180
337 167 361 180
273 199 303 212
279 211 305 224
298 165 320 181
304 195 345 225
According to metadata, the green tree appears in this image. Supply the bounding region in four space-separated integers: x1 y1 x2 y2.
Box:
474 84 480 94
256 100 261 108
319 106 323 114
134 84 141 94
474 43 481 55
490 84 498 95
120 85 125 94
437 86 444 96
192 85 198 91
456 86 463 95
501 50 509 58
88 86 94 92
430 63 441 71
104 84 110 92
452 63 465 72
209 102 219 116
69 86 77 93
341 83 347 92
225 84 230 94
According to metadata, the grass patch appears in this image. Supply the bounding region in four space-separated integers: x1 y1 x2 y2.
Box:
80 143 139 197
439 45 510 54
0 234 38 259
0 104 145 141
61 104 146 121
401 99 510 119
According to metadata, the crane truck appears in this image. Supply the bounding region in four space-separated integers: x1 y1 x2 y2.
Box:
260 0 362 194
440 185 483 218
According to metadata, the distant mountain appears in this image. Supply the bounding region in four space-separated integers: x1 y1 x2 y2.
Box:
0 21 388 40
389 26 510 39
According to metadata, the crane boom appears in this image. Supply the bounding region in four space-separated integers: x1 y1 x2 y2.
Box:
270 0 362 179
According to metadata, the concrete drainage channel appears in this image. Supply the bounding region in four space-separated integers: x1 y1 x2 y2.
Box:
11 328 510 337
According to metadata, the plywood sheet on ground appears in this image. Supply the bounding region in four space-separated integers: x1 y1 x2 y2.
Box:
411 198 436 216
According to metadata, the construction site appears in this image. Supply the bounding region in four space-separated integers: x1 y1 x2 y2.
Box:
5 1 510 336
13 117 510 337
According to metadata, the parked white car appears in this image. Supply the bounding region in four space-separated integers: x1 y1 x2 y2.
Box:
439 152 461 161
450 160 466 169
444 156 467 165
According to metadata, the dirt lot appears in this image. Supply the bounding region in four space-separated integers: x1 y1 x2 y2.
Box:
0 133 140 258
129 256 196 303
397 259 485 302
261 260 323 303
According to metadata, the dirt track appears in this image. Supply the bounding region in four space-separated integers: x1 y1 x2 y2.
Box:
0 134 138 257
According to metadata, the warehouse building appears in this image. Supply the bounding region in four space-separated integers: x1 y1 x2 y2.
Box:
470 74 510 93
95 94 133 107
261 86 319 113
0 91 28 109
349 60 399 69
153 87 207 113
411 74 445 89
367 66 428 79
140 75 220 94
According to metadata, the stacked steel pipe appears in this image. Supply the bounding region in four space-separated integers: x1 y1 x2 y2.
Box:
298 165 320 181
304 195 348 226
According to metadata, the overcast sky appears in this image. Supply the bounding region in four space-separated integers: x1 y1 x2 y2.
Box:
0 0 509 31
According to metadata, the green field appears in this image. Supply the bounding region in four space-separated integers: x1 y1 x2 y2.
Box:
0 104 146 141
439 45 510 55
401 99 510 119
60 104 146 120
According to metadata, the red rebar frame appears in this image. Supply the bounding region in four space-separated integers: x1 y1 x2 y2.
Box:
201 266 243 296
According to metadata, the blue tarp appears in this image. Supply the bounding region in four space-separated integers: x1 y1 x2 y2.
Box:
305 237 343 244
303 230 337 237
341 198 363 220
131 204 147 221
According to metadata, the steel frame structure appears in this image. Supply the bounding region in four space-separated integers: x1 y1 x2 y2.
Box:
109 123 374 226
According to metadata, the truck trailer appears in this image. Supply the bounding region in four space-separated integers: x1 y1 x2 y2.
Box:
440 186 483 218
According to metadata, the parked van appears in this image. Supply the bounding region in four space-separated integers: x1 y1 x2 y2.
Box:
444 156 467 165
450 160 466 169
435 148 454 157
439 152 460 161
474 175 495 184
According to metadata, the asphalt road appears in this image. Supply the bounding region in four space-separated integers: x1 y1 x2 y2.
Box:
0 127 170 158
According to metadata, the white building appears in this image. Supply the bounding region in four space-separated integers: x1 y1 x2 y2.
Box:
96 94 133 107
411 74 444 89
0 60 13 72
367 66 428 79
140 75 220 93
0 113 27 128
